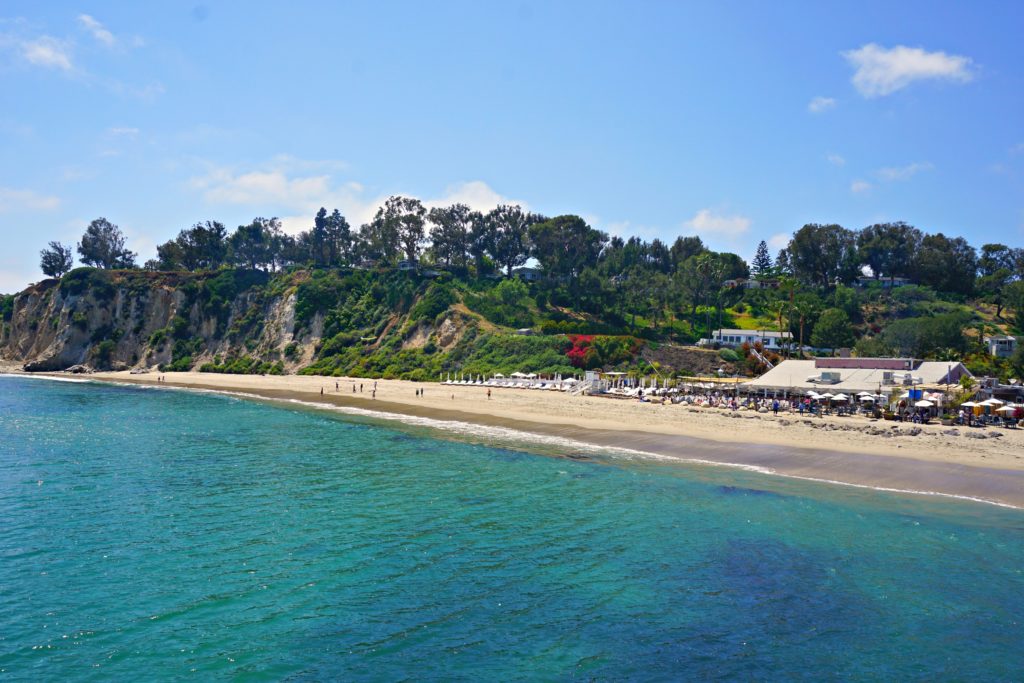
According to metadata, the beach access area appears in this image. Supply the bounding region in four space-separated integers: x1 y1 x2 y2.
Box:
48 368 1024 509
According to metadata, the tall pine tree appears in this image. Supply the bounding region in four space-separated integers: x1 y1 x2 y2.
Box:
752 240 773 276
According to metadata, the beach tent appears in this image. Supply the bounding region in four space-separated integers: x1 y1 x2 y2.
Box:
494 373 505 378
511 372 527 378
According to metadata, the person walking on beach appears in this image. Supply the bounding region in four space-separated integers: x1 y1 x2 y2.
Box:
360 383 364 393
772 399 779 416
487 389 491 400
335 381 339 392
320 387 324 395
372 389 376 399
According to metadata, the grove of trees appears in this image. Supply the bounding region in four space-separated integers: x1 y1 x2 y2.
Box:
32 199 1024 369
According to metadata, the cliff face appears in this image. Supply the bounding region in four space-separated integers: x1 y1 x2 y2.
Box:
0 269 304 372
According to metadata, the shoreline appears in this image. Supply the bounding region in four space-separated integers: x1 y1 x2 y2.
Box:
8 367 1021 509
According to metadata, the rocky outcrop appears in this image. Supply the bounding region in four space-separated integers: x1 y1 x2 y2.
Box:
0 270 305 372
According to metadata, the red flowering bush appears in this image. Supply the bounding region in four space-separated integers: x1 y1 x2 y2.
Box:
564 334 639 369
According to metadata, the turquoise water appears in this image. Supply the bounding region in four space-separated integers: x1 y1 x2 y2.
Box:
1 376 1023 680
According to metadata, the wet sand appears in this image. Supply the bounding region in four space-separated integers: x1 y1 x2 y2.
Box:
64 370 1024 509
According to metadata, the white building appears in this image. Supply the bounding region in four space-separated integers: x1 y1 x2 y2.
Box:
984 335 1017 359
702 328 792 351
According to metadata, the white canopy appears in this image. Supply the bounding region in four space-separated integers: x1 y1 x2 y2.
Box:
494 373 505 378
960 401 979 407
525 373 538 379
981 398 1004 406
857 391 873 397
914 399 934 408
860 395 875 402
562 378 578 383
510 372 527 378
820 392 835 399
996 405 1018 413
832 393 850 401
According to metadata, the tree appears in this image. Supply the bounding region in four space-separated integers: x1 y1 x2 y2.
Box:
326 209 353 266
428 204 478 269
228 217 283 271
40 241 74 278
977 244 1023 317
857 222 923 286
752 240 773 277
486 204 542 277
364 196 426 263
77 218 137 269
1004 280 1024 325
782 224 858 288
911 233 977 296
528 215 607 308
811 308 854 351
670 236 705 270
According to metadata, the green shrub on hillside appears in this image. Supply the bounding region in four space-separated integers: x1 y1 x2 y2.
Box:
200 356 283 375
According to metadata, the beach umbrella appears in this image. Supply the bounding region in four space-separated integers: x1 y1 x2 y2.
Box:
494 373 505 378
832 393 850 401
857 391 873 397
820 392 835 399
914 399 934 408
996 405 1017 413
960 401 978 407
981 398 1004 406
859 395 875 402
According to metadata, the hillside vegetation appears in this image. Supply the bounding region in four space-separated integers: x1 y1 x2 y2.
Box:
4 202 1024 381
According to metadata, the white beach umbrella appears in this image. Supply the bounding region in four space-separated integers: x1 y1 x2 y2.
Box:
820 392 835 399
960 401 979 407
914 399 934 408
832 393 850 401
996 405 1017 413
859 395 875 402
981 398 1004 406
857 391 873 397
494 373 505 378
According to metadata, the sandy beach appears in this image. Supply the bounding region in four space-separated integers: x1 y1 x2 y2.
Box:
8 367 1003 509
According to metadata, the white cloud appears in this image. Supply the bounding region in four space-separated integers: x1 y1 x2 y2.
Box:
424 180 525 213
108 126 140 137
190 158 522 236
0 187 61 212
826 153 846 166
768 232 790 251
683 209 751 239
842 43 974 98
851 180 872 193
808 96 836 113
1010 143 1024 156
21 36 73 71
875 161 933 181
78 14 115 47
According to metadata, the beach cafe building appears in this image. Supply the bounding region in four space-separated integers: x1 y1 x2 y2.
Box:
741 357 971 397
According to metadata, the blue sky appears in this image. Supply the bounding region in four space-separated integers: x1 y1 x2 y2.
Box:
1 1 1022 291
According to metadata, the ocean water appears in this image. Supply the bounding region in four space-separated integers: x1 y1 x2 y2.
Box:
1 376 1023 681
